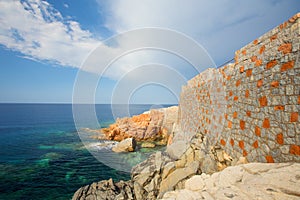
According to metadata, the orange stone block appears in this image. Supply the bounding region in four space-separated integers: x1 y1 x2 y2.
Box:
246 69 252 77
266 155 274 163
270 34 277 41
220 139 226 146
276 133 284 145
240 120 246 130
236 80 241 87
259 96 268 107
234 96 239 101
281 61 295 72
242 49 246 55
243 150 248 157
251 56 257 62
278 43 292 54
274 105 285 111
240 66 245 73
263 118 270 129
233 112 238 118
245 90 250 98
271 81 279 87
291 112 298 122
230 139 234 146
266 60 278 69
290 145 300 156
253 141 259 148
257 80 263 87
255 126 261 137
246 111 251 117
228 121 232 128
239 141 245 149
259 45 265 54
227 75 231 80
253 39 258 45
229 91 233 96
255 59 262 66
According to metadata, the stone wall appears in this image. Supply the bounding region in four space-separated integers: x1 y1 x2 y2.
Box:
177 13 300 163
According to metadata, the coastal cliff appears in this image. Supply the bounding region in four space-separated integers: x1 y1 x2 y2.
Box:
73 13 300 200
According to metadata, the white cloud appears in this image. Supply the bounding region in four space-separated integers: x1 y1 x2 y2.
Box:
0 0 100 67
101 0 299 64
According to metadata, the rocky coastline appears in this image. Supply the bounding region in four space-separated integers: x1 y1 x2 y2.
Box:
72 13 300 200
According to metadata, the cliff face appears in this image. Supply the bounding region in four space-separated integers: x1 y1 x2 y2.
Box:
73 13 300 200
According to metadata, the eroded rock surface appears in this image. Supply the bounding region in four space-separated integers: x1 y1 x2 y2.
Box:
161 163 300 200
100 106 178 145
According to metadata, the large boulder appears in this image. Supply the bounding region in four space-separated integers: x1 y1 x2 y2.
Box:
112 138 136 153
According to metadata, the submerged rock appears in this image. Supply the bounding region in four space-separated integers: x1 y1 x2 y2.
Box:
112 138 137 153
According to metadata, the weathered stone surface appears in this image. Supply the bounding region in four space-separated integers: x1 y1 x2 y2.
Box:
158 161 200 198
72 179 134 200
100 106 178 145
112 138 136 153
161 163 300 200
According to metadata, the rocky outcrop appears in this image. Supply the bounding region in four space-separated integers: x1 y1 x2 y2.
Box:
112 138 137 153
161 163 300 200
100 106 178 145
72 179 134 200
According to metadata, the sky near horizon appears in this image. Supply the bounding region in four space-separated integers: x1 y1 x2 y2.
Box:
0 0 299 104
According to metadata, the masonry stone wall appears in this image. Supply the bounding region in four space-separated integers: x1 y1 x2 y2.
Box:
177 13 300 163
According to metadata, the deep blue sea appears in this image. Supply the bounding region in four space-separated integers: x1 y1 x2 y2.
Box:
0 104 173 200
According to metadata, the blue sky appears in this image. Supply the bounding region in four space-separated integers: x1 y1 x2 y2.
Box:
0 0 299 104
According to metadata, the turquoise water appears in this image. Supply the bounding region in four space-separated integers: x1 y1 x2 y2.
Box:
0 104 173 200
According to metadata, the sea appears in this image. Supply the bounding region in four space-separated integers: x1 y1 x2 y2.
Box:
0 103 174 200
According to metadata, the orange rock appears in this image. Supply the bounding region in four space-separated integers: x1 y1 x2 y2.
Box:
255 59 262 66
242 49 246 55
274 105 285 111
278 43 292 54
229 91 233 96
276 133 284 145
253 39 258 45
259 96 268 107
257 80 263 87
230 139 234 146
281 60 294 72
298 96 300 104
236 80 241 87
246 111 251 117
240 120 246 130
243 150 248 157
266 60 277 69
228 121 232 128
239 141 245 149
245 90 250 98
253 141 259 148
270 34 277 41
263 118 270 129
234 96 239 101
271 81 279 87
259 45 265 54
240 66 244 73
255 126 261 137
290 145 300 155
251 56 257 62
220 139 226 146
291 112 298 122
246 69 252 77
266 155 274 163
233 112 238 118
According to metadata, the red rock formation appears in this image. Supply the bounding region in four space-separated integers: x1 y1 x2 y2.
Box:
100 106 178 145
